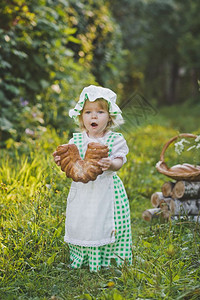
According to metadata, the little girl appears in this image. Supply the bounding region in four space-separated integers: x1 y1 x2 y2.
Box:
54 85 132 272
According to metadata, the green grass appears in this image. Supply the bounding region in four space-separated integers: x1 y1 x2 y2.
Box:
0 107 200 300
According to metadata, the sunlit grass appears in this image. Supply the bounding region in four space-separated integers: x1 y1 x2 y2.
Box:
0 120 200 299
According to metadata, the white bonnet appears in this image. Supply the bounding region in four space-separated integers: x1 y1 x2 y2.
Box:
69 85 123 123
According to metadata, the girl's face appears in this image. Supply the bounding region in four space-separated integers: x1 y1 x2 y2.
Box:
82 99 110 138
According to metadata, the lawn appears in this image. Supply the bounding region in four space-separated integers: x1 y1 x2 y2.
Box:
0 103 200 300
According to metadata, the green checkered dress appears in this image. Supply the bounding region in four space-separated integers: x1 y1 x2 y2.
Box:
68 132 132 272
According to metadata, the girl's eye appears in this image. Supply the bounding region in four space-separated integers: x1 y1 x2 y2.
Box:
84 111 91 114
98 110 104 114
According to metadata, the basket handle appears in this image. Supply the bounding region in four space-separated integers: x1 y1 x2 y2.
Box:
160 133 197 162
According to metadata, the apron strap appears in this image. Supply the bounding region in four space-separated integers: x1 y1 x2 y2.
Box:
73 133 84 159
105 132 122 157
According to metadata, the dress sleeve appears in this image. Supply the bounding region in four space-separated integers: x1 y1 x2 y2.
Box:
110 134 129 164
68 137 74 144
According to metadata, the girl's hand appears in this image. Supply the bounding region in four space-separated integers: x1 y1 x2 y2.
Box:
98 157 112 171
98 157 123 172
52 143 68 166
52 151 61 166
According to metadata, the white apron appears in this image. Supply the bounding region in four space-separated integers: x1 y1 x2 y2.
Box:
64 171 115 247
64 132 119 247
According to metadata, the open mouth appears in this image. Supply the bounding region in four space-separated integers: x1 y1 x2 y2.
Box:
91 122 98 127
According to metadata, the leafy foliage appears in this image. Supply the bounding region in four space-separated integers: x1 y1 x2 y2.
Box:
0 0 96 142
0 0 125 144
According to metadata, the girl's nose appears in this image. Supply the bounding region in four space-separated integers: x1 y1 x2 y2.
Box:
91 111 97 118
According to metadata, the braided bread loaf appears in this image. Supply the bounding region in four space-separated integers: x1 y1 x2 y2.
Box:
55 142 109 183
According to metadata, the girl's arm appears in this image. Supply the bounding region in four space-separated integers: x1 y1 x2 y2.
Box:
98 157 123 172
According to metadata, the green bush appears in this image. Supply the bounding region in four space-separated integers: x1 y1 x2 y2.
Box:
0 0 96 143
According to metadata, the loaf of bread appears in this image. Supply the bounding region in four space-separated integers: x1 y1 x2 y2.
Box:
55 142 109 183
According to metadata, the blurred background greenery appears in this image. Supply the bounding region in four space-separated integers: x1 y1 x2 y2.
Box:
1 2 200 299
1 0 200 146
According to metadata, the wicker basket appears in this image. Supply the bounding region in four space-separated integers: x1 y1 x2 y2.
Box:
156 133 200 181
